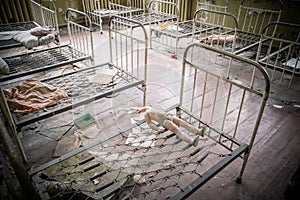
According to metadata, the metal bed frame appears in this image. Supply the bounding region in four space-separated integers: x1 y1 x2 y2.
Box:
0 8 94 83
147 0 230 57
234 0 284 56
192 8 238 53
256 22 300 91
82 0 145 33
27 43 269 199
0 0 59 50
149 0 229 55
0 15 148 163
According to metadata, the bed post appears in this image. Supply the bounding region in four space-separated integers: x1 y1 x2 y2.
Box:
0 88 27 162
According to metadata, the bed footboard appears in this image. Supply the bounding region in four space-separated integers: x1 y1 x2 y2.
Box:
257 22 300 92
234 0 283 56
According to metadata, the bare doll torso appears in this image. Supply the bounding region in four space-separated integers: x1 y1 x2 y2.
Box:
144 107 172 127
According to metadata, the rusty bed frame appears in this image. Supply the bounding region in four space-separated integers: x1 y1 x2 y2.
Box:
27 43 269 200
0 15 148 162
234 0 284 56
256 21 300 92
122 0 232 57
0 8 94 83
82 0 145 33
0 0 59 50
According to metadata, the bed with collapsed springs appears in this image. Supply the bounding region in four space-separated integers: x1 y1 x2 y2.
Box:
0 8 95 83
0 15 148 163
27 42 270 199
0 0 59 50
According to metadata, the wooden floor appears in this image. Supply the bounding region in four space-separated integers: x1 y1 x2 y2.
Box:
0 27 300 200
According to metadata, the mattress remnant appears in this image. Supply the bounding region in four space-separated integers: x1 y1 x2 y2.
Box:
4 79 68 114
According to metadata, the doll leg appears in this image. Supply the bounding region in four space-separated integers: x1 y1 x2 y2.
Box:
172 116 205 137
163 120 199 146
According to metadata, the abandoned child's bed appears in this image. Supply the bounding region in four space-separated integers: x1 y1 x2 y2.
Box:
27 43 270 199
0 8 94 82
0 15 148 162
234 0 284 57
82 0 145 33
0 0 59 50
256 21 300 92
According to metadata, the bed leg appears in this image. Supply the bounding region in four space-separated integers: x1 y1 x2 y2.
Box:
13 129 28 163
236 148 250 184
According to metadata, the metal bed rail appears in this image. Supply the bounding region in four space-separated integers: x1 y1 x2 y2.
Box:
30 0 60 43
27 43 270 200
148 0 180 56
0 14 148 162
256 21 300 91
82 0 146 33
197 0 228 25
66 8 94 65
0 0 59 50
176 43 270 197
235 0 283 55
0 8 94 83
192 8 238 53
108 15 148 105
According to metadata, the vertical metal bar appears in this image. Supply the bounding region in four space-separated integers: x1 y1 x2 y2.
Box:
0 88 27 162
221 83 232 131
189 67 197 113
288 47 299 88
253 12 260 34
279 45 292 85
230 89 246 150
200 72 208 121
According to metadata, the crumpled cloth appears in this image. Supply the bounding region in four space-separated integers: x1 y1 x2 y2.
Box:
0 57 9 74
4 79 68 114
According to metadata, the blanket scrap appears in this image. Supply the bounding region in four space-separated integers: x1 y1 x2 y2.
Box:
4 79 68 114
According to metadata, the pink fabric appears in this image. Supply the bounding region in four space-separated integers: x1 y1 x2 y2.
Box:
4 79 68 114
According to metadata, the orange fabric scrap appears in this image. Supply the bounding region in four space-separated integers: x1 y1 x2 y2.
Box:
4 79 68 114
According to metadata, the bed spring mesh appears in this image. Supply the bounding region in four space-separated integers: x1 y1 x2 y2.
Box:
0 21 38 32
4 46 84 73
29 43 270 200
7 63 143 129
29 109 235 200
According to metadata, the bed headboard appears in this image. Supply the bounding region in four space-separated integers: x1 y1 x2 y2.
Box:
237 0 283 36
148 0 179 20
179 42 270 154
65 8 95 65
108 15 148 105
257 22 300 91
193 8 238 52
30 1 59 31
